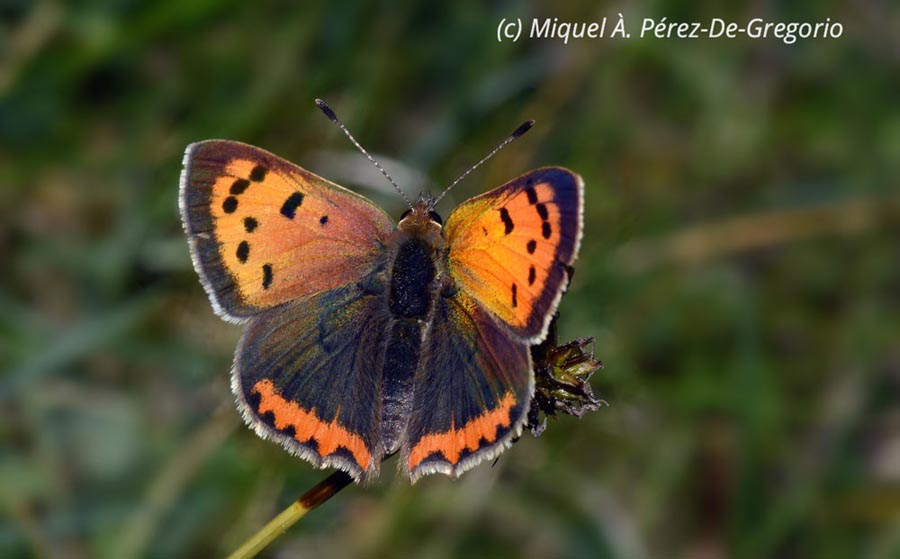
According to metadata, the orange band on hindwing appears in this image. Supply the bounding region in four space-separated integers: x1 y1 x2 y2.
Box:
252 379 372 470
407 392 517 469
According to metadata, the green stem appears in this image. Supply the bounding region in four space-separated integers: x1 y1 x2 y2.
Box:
226 471 354 559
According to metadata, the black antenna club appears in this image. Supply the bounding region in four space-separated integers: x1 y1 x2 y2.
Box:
432 119 536 207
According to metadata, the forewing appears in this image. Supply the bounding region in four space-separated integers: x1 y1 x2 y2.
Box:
444 167 583 343
180 140 394 322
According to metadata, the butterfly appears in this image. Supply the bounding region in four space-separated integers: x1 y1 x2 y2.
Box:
179 101 583 483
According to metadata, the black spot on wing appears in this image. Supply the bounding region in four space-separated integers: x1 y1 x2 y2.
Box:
236 241 250 263
526 186 538 204
244 217 258 232
262 263 273 289
526 239 537 254
246 389 262 412
511 283 518 308
230 178 250 195
320 215 328 225
542 222 552 239
327 446 360 467
536 203 549 221
259 410 276 428
280 192 304 219
250 166 268 182
279 424 297 439
302 437 319 453
499 207 514 235
222 196 238 213
528 265 536 286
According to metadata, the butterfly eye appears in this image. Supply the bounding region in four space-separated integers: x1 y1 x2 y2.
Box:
400 209 413 220
428 211 443 225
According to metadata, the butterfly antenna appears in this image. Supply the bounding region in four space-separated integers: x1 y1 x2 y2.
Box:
315 99 414 210
432 119 535 207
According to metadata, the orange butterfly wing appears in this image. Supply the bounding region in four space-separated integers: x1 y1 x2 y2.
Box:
444 167 584 343
180 140 394 321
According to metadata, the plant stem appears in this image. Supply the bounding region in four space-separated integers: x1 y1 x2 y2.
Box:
226 471 354 559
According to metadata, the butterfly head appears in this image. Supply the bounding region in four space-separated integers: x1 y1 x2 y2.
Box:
398 198 443 235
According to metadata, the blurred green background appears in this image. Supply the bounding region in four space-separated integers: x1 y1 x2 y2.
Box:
3 1 899 557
